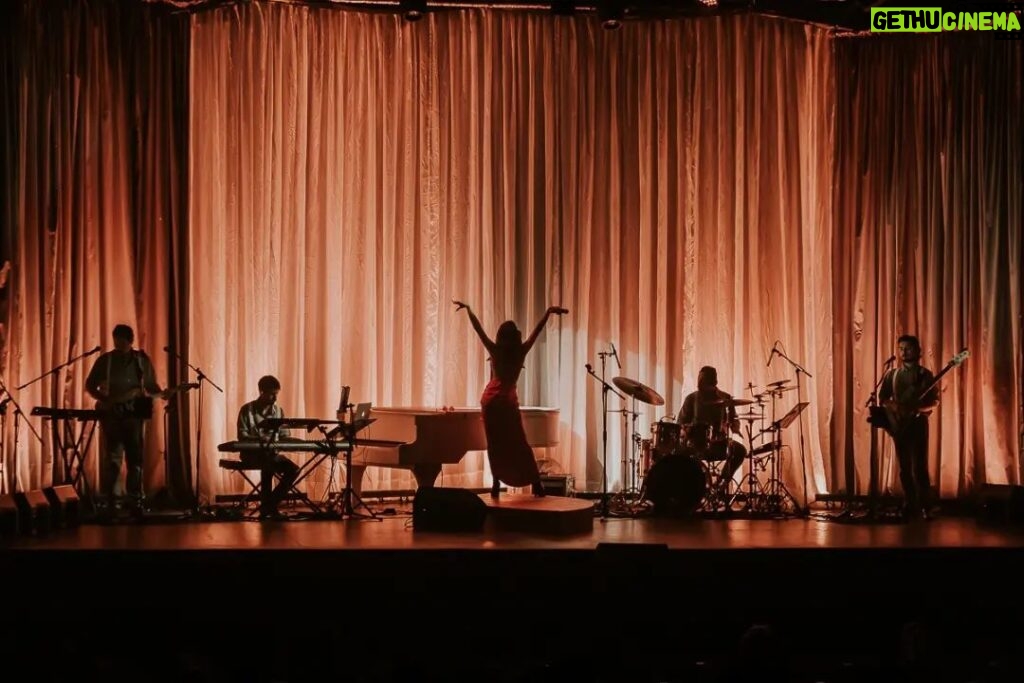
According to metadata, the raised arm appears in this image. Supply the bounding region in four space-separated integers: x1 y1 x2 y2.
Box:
523 306 568 355
453 300 496 354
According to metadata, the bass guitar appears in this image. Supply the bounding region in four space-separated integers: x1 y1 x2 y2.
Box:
868 347 968 437
96 382 199 419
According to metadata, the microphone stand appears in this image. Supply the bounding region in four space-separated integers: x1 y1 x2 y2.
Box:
166 347 223 519
586 354 626 520
15 346 102 392
862 357 895 521
770 346 812 516
0 376 45 494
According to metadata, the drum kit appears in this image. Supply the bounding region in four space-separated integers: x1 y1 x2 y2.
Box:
607 375 806 518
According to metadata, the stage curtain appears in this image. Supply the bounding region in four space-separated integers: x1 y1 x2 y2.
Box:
831 34 1023 498
187 5 836 502
4 2 1020 506
0 0 191 500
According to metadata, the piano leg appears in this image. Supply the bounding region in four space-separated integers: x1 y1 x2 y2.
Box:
412 464 441 489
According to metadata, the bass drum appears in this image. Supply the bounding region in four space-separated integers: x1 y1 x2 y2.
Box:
641 453 707 517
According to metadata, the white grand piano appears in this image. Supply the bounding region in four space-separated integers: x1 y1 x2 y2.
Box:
348 406 560 491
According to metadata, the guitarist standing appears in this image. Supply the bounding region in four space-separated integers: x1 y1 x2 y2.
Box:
878 335 940 520
85 324 165 516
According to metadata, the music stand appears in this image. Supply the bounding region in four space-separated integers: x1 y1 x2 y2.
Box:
323 408 379 520
762 401 808 516
775 401 809 431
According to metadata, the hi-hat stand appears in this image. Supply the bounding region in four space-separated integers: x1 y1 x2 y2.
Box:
722 390 767 514
585 354 626 520
610 401 642 499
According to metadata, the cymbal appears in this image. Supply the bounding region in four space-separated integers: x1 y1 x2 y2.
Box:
612 376 665 406
709 398 754 407
766 380 790 388
766 385 797 393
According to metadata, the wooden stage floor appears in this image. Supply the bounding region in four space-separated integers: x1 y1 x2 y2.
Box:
4 502 1024 681
5 508 1024 552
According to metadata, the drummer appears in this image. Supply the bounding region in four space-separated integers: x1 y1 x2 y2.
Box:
676 366 748 493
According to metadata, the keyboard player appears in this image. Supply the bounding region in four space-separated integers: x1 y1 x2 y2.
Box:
236 375 299 516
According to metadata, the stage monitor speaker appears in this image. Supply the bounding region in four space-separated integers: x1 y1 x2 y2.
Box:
13 489 53 535
43 485 81 528
413 487 488 532
977 484 1024 526
0 494 19 536
539 474 574 497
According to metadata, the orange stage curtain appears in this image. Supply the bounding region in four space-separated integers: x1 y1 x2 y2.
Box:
3 2 1021 507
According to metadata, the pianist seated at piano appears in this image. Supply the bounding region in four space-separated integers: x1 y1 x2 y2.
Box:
236 375 300 515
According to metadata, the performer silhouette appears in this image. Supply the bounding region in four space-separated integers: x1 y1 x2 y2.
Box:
454 300 567 497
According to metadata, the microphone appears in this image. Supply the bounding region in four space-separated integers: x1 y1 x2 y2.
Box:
610 343 621 369
883 354 897 366
87 345 101 355
767 341 778 367
585 363 593 373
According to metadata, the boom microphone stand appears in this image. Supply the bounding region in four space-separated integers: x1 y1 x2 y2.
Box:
862 355 896 520
165 347 223 519
586 355 626 520
768 343 812 516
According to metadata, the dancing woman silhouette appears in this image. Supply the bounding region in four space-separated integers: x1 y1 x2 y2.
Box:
453 300 568 497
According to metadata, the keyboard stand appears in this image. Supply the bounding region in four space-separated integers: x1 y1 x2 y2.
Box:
48 414 99 511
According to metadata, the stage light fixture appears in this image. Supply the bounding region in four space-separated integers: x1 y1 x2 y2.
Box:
598 2 624 30
401 0 427 21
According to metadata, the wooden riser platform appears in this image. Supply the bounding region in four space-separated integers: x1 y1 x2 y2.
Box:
481 493 595 535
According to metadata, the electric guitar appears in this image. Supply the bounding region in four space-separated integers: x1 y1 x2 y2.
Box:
868 348 969 436
96 382 199 419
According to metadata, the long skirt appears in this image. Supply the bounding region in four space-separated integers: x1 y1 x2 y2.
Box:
480 379 540 487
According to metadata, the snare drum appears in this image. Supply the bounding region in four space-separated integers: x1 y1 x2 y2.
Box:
683 422 712 451
651 420 682 458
